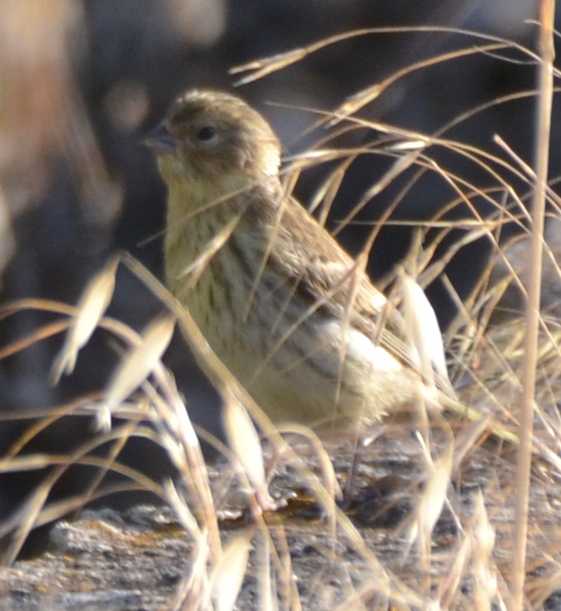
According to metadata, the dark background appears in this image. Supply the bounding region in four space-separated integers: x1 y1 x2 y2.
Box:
0 0 556 549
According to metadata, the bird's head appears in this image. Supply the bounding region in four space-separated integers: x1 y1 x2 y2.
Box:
144 89 281 192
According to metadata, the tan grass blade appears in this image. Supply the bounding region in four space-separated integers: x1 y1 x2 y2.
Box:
50 256 119 384
399 269 452 409
408 439 453 565
223 393 276 511
437 535 472 609
164 479 214 611
0 454 53 473
210 530 253 611
231 26 525 87
257 535 276 611
472 490 498 609
512 2 555 606
100 314 175 431
0 480 50 566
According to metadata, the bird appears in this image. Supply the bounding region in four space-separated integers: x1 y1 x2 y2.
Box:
143 88 450 436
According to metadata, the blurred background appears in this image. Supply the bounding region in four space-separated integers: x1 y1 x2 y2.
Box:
0 0 556 552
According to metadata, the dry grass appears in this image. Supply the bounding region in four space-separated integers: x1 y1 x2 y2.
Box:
2 15 561 611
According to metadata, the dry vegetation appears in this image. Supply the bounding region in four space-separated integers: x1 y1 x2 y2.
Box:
1 9 561 611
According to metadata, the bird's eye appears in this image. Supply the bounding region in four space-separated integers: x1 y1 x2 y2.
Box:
196 126 217 142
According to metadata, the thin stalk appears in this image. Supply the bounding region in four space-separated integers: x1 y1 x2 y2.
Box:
511 1 555 608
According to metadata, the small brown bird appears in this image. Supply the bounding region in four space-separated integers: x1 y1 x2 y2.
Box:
144 89 444 433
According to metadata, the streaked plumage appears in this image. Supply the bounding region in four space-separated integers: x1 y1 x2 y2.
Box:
145 89 436 432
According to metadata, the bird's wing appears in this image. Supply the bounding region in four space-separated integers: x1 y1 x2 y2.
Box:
269 198 413 363
267 197 452 395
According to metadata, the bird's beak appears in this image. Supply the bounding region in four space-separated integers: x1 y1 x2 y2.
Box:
142 124 178 155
